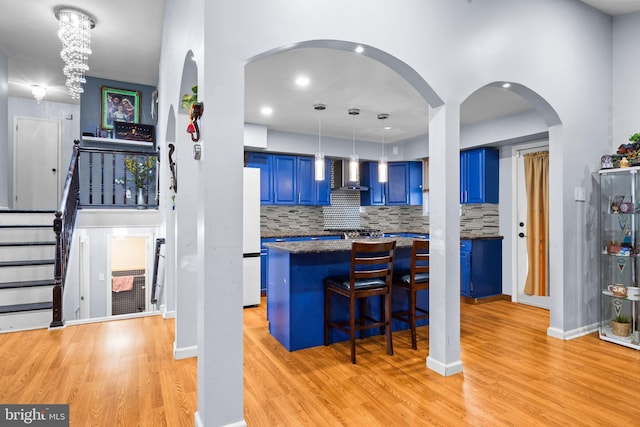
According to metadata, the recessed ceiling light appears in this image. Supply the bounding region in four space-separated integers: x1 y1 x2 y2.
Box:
384 126 391 130
295 76 310 87
502 82 511 88
260 106 273 116
354 45 364 54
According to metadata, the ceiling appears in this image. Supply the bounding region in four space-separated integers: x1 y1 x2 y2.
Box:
1 0 639 144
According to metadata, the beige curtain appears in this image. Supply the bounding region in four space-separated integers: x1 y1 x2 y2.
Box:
524 151 549 296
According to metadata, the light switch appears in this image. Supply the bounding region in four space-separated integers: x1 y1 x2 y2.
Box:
99 273 105 281
574 187 585 202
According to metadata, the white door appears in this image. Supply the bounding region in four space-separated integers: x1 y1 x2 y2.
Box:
515 142 549 309
14 117 60 209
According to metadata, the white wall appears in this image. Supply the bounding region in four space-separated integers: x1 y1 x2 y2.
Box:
63 210 161 321
0 52 8 208
159 0 615 424
7 97 80 207
613 11 640 148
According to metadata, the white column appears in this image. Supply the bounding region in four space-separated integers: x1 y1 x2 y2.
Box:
426 103 463 376
194 63 245 425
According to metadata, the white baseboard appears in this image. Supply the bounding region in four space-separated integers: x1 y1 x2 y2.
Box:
173 341 197 360
194 412 246 427
426 356 464 376
547 323 599 340
66 311 161 326
163 309 176 319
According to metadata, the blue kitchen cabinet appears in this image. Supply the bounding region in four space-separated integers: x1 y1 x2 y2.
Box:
460 148 499 204
315 160 332 205
246 152 274 204
386 162 409 205
460 238 502 299
247 152 330 206
360 162 385 205
408 161 423 205
296 156 314 205
361 161 422 206
460 242 472 297
273 155 297 204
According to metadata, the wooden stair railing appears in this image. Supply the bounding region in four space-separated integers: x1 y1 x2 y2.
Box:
151 238 165 305
51 140 81 328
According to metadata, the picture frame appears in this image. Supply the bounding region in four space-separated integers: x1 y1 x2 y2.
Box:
100 86 141 130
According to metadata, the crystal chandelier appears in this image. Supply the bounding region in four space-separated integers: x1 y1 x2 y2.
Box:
55 7 96 99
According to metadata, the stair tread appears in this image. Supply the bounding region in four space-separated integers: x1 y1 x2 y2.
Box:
0 241 56 247
0 302 52 314
0 210 56 214
0 224 52 229
0 259 55 267
0 280 56 289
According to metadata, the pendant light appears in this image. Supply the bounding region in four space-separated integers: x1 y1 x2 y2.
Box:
378 113 389 183
314 103 326 181
348 108 360 182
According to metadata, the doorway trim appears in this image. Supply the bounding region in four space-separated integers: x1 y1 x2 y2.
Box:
106 231 156 317
12 116 61 209
511 139 549 307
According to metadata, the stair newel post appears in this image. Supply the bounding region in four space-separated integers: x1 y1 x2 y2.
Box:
50 211 64 328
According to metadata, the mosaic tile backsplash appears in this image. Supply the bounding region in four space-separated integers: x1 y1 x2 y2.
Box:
261 190 499 236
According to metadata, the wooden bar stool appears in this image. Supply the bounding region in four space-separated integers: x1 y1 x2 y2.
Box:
392 239 429 350
324 240 396 364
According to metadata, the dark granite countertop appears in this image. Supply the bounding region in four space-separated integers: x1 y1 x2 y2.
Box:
261 230 343 238
263 237 418 254
262 230 502 240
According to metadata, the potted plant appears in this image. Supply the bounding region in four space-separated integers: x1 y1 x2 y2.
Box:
124 156 156 206
181 85 198 110
611 313 631 337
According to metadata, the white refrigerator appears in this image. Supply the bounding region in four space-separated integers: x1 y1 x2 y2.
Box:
243 167 261 306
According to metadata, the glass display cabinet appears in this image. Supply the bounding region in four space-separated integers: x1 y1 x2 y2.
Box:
599 168 640 349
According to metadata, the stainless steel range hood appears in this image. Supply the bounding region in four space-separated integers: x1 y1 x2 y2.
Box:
331 160 368 191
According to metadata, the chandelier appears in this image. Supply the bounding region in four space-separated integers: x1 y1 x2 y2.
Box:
54 6 96 99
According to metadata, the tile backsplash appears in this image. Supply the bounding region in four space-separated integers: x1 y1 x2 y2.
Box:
261 190 499 235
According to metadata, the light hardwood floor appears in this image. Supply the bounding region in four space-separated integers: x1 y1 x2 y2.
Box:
1 299 639 426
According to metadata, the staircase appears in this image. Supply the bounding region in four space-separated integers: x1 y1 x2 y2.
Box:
0 210 56 332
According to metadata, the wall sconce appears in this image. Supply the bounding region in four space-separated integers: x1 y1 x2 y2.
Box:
31 85 47 104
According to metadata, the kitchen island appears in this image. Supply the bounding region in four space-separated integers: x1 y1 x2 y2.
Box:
264 237 427 351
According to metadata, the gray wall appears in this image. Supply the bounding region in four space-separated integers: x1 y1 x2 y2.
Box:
613 11 640 147
80 76 157 136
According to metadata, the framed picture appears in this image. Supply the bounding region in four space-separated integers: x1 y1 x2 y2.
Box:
100 86 141 130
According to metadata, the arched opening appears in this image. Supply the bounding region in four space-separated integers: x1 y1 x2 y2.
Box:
170 49 200 360
461 81 561 324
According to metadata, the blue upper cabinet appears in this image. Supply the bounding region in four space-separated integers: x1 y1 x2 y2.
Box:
273 155 297 204
386 162 408 205
246 152 274 204
296 156 314 205
314 160 332 206
460 148 499 204
360 162 385 206
361 161 422 206
246 152 330 206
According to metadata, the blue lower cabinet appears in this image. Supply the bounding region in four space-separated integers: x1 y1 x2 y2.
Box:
461 239 502 299
460 249 471 297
